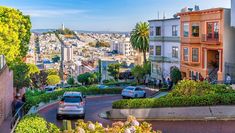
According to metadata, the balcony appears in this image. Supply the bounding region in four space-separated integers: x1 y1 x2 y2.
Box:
201 34 221 44
150 36 180 42
149 55 179 63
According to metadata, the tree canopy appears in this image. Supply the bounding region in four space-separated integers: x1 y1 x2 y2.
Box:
77 72 98 85
130 22 149 63
46 75 61 85
107 63 121 80
0 6 31 65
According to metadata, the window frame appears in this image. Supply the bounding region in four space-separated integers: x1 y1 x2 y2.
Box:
192 48 199 62
155 46 161 56
192 23 199 37
183 47 189 61
149 45 154 56
172 46 179 58
172 25 178 36
183 23 189 37
155 26 161 36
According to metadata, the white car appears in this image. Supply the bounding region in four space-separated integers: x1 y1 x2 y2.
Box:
45 86 57 93
56 92 86 120
121 86 146 98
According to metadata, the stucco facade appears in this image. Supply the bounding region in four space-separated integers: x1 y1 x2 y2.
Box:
178 8 235 82
148 18 181 80
232 0 235 27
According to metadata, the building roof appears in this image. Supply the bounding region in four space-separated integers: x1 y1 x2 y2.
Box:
177 8 229 16
148 17 180 22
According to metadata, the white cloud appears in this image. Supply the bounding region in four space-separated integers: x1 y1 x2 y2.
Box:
21 9 88 17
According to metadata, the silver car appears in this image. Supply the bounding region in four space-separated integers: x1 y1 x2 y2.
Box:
121 86 146 98
56 92 86 120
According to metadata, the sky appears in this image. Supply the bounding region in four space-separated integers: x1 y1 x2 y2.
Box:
0 0 231 31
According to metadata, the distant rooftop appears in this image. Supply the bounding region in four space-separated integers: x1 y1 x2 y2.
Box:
148 17 180 22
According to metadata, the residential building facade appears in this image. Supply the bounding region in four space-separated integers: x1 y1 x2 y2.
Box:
232 0 235 27
178 8 235 82
63 45 73 62
111 37 135 56
0 55 14 125
148 18 181 80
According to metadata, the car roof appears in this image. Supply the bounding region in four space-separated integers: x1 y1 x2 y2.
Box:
63 92 82 97
45 86 56 88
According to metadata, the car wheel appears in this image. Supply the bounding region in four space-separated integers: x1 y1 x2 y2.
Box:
134 94 138 98
56 114 62 120
143 93 146 98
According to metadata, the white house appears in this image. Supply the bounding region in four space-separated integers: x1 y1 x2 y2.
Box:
110 38 135 56
148 17 180 81
232 0 235 27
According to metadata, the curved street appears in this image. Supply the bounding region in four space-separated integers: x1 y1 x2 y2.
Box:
39 92 235 133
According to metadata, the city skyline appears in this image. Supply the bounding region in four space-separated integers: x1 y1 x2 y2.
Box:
0 0 231 31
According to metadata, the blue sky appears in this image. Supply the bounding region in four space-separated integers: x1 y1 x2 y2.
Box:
0 0 231 31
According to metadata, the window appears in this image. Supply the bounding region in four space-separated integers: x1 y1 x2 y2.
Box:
150 26 154 36
183 48 189 61
149 45 154 55
152 63 157 73
183 23 189 37
155 46 161 56
207 22 219 40
172 25 178 36
156 27 161 36
172 47 179 58
192 48 199 62
192 23 199 37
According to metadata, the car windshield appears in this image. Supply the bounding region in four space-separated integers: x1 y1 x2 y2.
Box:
125 87 134 91
63 96 82 103
45 88 53 91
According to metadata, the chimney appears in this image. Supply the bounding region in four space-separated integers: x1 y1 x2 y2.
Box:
194 5 200 11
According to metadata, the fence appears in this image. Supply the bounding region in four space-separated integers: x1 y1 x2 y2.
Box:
10 104 26 133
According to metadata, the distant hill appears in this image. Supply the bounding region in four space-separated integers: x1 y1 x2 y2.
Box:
31 29 129 34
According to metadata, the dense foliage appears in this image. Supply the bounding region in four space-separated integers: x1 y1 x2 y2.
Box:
0 6 31 65
46 75 61 85
31 70 48 88
67 76 75 85
113 80 235 109
96 40 110 47
46 69 59 76
15 115 60 133
107 63 121 80
130 22 149 63
170 67 182 84
25 86 122 110
77 72 99 85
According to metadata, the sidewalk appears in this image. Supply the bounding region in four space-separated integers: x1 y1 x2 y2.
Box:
0 116 12 133
108 105 235 120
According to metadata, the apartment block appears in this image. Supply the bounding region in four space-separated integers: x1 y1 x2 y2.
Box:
178 8 235 82
148 18 181 80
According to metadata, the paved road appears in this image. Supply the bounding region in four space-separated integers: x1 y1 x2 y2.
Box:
38 90 235 133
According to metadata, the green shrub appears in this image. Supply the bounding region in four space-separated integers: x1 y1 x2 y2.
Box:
112 93 235 109
25 86 122 110
170 67 182 84
15 115 60 133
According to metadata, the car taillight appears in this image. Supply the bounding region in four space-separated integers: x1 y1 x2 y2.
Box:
59 101 64 104
80 102 85 106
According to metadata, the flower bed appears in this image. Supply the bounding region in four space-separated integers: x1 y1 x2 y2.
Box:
113 80 235 109
15 115 161 133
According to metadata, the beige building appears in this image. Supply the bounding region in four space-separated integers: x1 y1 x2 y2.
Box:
0 55 14 125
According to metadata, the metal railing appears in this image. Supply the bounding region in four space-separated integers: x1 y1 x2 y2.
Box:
201 34 220 43
0 55 6 70
10 103 26 133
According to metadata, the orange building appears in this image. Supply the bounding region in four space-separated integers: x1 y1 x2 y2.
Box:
178 8 235 82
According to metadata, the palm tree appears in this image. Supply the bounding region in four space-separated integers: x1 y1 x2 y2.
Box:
130 22 149 63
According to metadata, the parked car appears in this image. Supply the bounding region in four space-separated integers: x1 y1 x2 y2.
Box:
121 86 146 98
97 85 109 89
45 86 57 93
56 92 86 120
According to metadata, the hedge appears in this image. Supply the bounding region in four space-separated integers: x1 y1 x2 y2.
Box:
25 86 122 110
112 93 235 109
15 115 60 133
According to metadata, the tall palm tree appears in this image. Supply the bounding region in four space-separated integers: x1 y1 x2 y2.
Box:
130 22 149 64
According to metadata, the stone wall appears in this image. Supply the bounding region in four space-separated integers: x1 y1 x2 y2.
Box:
0 66 14 125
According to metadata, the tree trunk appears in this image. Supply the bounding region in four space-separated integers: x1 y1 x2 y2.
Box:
143 51 147 64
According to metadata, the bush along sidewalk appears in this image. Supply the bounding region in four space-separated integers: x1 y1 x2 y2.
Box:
113 80 235 109
25 86 122 111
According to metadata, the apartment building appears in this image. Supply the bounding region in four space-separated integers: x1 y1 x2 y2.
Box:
63 45 73 62
111 37 135 56
148 18 181 80
232 0 235 27
178 8 235 82
0 55 14 125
